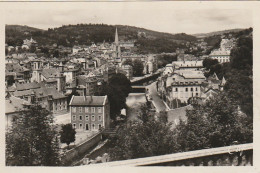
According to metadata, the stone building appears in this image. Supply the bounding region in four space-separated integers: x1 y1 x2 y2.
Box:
69 95 110 132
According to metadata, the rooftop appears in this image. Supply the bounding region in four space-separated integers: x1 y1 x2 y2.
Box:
70 95 107 106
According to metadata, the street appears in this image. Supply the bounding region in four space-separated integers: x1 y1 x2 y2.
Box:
146 81 167 112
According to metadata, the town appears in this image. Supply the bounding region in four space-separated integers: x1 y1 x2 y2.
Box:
5 24 253 166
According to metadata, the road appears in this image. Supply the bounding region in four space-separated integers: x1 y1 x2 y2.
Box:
146 81 167 112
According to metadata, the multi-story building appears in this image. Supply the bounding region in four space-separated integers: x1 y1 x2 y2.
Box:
69 95 110 132
77 75 98 96
167 80 203 105
13 86 67 114
209 49 231 63
172 60 203 71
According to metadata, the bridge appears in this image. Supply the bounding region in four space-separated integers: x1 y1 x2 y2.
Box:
130 69 162 86
97 143 253 166
131 86 147 93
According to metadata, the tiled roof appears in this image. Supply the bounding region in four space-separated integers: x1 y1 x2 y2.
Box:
6 63 29 73
33 87 66 99
5 96 30 114
41 68 61 79
16 82 41 91
14 87 66 100
70 95 107 106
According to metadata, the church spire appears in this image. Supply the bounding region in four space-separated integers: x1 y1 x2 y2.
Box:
115 27 119 45
220 76 226 86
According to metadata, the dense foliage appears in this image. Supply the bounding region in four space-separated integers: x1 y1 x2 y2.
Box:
60 123 76 149
97 73 132 120
135 38 184 54
108 104 177 161
6 105 60 166
174 93 253 152
6 24 196 53
123 59 144 76
108 91 253 161
156 54 177 68
203 33 253 118
203 58 219 70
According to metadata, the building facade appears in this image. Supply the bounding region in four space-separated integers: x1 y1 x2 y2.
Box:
69 95 110 132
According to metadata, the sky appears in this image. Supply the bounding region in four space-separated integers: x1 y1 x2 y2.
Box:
4 2 253 35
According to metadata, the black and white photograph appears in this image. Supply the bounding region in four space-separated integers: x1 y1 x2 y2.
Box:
2 1 259 169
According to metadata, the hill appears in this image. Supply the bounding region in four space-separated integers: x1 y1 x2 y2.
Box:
6 25 44 32
193 28 245 38
6 24 197 54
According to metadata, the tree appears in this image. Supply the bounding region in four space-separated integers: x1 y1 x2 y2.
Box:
60 124 76 149
122 58 133 66
97 73 132 120
108 104 177 161
174 93 253 152
132 59 144 76
29 45 36 53
203 58 219 70
230 36 252 70
6 105 60 166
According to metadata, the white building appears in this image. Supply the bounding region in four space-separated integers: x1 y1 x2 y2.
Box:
209 49 231 63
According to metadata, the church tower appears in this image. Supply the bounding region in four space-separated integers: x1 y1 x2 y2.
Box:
113 28 121 64
31 60 43 83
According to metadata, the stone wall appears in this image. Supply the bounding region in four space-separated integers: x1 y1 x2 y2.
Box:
61 132 102 165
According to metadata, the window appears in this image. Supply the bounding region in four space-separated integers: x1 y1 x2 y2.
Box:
73 115 76 121
186 88 188 92
175 88 178 92
73 123 76 129
72 107 76 113
86 115 89 121
92 115 95 121
79 107 82 113
79 123 83 129
191 88 193 92
85 107 89 113
79 115 82 121
196 93 198 96
92 124 95 130
196 87 198 91
85 124 89 131
99 124 102 129
98 107 102 113
99 115 102 121
91 107 95 113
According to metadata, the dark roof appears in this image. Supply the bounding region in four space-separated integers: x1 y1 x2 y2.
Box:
41 68 61 79
16 82 41 91
6 96 30 114
70 95 107 106
14 86 66 100
33 87 66 99
6 63 29 73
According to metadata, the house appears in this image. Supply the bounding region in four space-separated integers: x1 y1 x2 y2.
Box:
172 60 203 70
69 95 110 131
5 96 31 130
13 86 67 114
77 75 98 96
41 68 66 92
5 63 31 85
209 49 231 63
